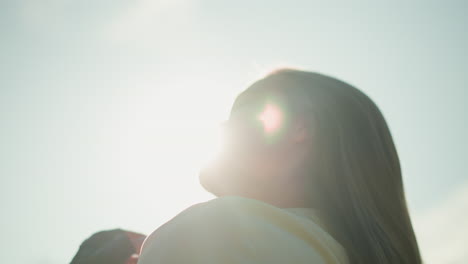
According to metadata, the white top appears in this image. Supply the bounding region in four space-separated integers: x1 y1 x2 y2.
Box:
139 196 349 264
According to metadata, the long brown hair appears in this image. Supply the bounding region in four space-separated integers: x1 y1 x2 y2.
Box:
244 69 422 263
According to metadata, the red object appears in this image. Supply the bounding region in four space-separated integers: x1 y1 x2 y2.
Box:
125 231 146 263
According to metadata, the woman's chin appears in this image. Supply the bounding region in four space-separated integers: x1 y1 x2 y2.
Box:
199 167 223 197
199 165 240 197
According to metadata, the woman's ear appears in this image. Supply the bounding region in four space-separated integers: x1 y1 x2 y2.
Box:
292 119 309 144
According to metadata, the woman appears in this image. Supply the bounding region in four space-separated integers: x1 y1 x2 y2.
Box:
139 69 422 263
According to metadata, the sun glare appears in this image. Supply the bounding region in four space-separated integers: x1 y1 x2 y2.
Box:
258 103 283 134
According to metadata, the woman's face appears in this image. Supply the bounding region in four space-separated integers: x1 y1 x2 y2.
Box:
199 92 300 198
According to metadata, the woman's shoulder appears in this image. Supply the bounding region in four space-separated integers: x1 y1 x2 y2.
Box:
143 196 271 242
139 196 267 263
161 196 293 230
142 195 336 247
140 196 349 264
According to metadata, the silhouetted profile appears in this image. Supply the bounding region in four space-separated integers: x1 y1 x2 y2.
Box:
70 229 146 264
139 69 422 264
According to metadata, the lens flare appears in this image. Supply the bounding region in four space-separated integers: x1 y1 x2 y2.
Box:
258 104 283 134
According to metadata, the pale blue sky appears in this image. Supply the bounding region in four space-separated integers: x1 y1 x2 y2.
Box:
1 1 467 263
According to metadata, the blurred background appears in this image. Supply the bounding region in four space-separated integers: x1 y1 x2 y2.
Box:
1 0 467 263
